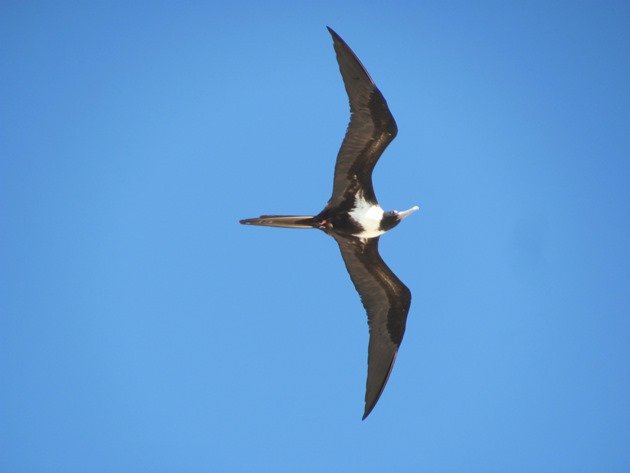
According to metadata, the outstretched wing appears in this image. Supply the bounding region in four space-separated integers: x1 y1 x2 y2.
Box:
333 235 411 419
326 27 398 208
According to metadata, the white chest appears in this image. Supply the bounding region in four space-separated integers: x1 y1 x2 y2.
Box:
348 196 385 238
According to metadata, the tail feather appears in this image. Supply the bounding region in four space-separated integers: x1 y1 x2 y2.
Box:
239 215 317 229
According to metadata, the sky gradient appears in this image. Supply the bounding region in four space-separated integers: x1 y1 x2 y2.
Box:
2 2 630 472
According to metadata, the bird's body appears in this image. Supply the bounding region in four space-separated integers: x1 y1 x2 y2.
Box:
240 27 419 419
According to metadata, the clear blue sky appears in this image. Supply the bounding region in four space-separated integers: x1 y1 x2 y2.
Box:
2 2 629 472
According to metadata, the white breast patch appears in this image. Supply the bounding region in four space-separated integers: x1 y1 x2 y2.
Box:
348 193 385 238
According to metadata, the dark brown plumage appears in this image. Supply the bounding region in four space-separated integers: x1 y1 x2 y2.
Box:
240 27 418 419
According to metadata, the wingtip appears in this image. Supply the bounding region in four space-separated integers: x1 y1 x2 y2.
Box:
361 393 379 420
362 350 399 421
326 26 341 41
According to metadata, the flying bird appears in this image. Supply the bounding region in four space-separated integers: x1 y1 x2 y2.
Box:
240 27 419 419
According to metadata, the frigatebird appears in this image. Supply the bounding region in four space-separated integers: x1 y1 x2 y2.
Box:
240 27 419 419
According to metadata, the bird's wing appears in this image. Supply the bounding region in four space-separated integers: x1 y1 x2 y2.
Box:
332 234 411 419
325 27 398 208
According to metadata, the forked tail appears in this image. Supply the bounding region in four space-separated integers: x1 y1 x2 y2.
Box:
239 215 317 229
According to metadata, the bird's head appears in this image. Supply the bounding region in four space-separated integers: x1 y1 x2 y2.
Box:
381 205 420 231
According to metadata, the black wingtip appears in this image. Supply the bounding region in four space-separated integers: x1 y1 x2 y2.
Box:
362 396 378 420
326 26 341 42
362 350 399 421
